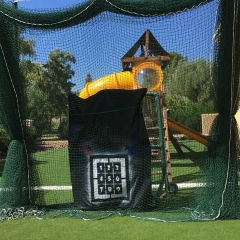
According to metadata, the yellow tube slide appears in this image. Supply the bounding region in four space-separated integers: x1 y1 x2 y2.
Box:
167 117 208 146
79 71 140 99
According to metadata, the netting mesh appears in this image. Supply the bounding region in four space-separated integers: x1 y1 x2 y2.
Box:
0 0 240 222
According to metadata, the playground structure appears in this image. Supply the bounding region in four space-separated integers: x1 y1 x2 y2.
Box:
79 29 209 196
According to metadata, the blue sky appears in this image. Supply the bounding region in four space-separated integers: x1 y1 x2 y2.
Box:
7 0 218 91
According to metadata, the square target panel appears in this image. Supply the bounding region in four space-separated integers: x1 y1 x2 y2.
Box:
91 155 129 201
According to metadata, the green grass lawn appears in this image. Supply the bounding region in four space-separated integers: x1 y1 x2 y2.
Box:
0 139 228 224
1 139 240 239
1 216 240 240
25 139 210 222
32 147 71 186
24 139 208 208
170 139 207 183
152 139 207 185
31 148 73 205
37 129 60 141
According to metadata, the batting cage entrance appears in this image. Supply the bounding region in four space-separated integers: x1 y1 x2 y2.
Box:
0 0 240 222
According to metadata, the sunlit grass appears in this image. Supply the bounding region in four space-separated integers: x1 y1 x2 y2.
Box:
31 147 73 205
0 139 207 206
1 216 240 240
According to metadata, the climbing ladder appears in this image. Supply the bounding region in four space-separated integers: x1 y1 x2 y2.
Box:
162 105 172 185
143 92 178 200
160 86 178 193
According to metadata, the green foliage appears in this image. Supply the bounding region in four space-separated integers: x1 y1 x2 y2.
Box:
41 48 76 117
19 36 36 57
20 60 43 87
166 95 215 131
21 49 76 132
58 118 68 139
165 94 191 110
165 57 212 103
164 53 215 131
52 118 60 130
164 51 187 75
0 126 10 153
24 126 39 147
26 87 51 133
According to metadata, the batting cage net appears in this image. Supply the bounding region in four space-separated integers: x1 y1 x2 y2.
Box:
0 0 240 222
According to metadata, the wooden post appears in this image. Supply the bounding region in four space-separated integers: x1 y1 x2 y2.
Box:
145 29 149 58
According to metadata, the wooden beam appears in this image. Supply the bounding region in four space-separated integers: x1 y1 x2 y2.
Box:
168 130 185 157
145 29 150 58
121 56 170 64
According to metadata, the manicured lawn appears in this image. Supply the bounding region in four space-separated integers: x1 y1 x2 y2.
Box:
19 139 207 207
1 216 240 240
29 139 206 205
170 139 207 184
0 139 239 239
25 139 210 223
32 147 71 186
31 147 73 205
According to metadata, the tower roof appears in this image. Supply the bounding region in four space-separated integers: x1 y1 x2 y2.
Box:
121 29 170 70
122 29 170 58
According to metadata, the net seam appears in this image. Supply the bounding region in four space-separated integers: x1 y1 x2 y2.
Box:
210 0 220 102
106 0 212 17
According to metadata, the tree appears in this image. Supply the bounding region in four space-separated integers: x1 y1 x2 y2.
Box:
27 86 52 132
22 48 76 132
19 36 36 57
20 60 43 87
164 58 212 103
166 96 214 131
164 51 187 76
39 48 76 118
163 53 215 131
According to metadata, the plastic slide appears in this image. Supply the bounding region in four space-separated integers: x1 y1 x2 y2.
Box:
79 71 140 99
167 117 208 146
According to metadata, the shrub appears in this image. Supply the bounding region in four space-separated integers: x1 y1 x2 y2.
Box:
166 94 215 132
0 127 10 153
58 118 68 139
25 126 39 146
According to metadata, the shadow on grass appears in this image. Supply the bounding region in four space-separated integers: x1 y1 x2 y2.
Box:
151 146 207 184
155 188 197 211
31 159 48 165
168 143 207 184
172 171 201 183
